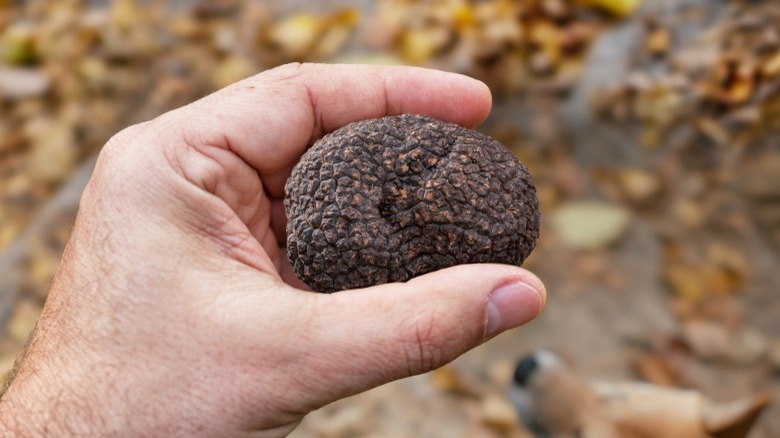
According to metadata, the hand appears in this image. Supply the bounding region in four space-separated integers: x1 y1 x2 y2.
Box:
0 63 546 437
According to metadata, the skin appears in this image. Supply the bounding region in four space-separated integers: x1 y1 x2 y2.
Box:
0 64 546 437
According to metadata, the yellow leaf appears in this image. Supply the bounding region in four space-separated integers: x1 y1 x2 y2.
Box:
580 0 642 17
398 26 451 64
110 0 145 30
315 9 360 59
0 23 36 65
762 51 780 77
325 8 359 28
267 13 321 58
452 4 475 30
212 55 254 89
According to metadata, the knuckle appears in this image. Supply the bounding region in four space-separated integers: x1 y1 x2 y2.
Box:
103 122 151 155
96 121 159 176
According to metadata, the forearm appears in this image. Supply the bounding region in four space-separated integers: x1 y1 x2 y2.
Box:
0 366 96 436
0 271 122 436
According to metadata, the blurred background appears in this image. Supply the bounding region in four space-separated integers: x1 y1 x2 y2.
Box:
1 0 779 436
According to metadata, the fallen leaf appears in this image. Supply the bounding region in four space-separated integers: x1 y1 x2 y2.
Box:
430 365 486 398
0 67 49 100
211 55 254 89
578 0 642 18
488 359 515 387
430 365 460 393
664 263 708 302
632 354 681 387
681 320 768 365
671 199 706 229
681 319 731 361
551 201 631 250
266 13 320 58
0 22 37 65
728 327 768 365
26 117 77 184
110 0 146 30
481 393 519 431
761 50 780 77
596 167 663 204
646 26 671 57
315 9 359 59
399 26 452 64
694 117 730 146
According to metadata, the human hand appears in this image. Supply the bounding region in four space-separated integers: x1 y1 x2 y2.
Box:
0 64 546 437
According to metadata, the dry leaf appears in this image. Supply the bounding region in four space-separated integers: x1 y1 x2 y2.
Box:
632 354 681 387
694 117 730 146
399 26 452 64
551 201 631 250
211 55 254 89
430 365 486 397
315 9 359 59
26 117 77 184
481 393 519 430
110 0 145 30
682 320 768 364
577 0 642 18
681 319 732 361
0 22 37 65
646 26 672 57
0 67 49 100
266 13 321 58
664 263 707 302
761 50 780 77
728 328 768 365
430 365 461 393
671 199 706 229
618 169 662 203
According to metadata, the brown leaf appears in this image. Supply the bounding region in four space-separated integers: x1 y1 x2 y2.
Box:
646 26 672 57
632 354 681 387
480 393 519 431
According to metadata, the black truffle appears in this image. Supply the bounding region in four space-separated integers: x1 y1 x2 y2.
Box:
284 114 540 293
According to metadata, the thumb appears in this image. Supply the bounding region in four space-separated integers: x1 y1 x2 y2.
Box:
299 264 545 405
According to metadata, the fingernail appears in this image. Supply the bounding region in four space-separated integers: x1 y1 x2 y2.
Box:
485 280 543 338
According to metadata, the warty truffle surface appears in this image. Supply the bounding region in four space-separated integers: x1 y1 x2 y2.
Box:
284 114 540 293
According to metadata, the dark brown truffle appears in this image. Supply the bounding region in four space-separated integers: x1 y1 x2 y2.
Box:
284 114 540 293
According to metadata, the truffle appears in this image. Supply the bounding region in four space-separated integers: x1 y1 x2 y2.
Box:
284 114 540 293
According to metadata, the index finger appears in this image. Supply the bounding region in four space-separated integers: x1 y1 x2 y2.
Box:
169 63 493 197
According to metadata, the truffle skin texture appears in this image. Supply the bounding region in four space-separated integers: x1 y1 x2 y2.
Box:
284 114 540 293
